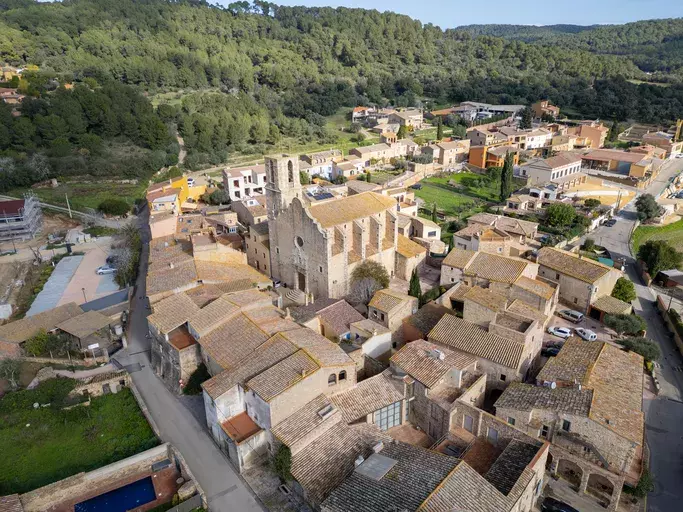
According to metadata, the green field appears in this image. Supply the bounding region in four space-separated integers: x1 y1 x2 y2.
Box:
0 381 157 495
632 219 683 254
10 181 146 212
414 176 483 218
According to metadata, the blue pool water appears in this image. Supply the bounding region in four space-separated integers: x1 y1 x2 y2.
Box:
74 476 156 512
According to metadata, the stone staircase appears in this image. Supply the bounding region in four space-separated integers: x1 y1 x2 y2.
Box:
285 288 307 305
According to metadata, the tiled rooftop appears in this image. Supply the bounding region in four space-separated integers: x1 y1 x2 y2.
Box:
369 288 414 314
0 302 83 344
147 292 201 334
464 286 508 312
591 294 633 315
330 370 404 423
513 276 556 300
463 252 529 284
396 234 427 258
538 247 613 284
271 394 341 450
442 248 476 269
308 192 397 228
390 339 476 389
428 315 524 369
495 382 593 416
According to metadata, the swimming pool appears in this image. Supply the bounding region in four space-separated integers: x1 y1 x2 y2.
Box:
74 476 157 512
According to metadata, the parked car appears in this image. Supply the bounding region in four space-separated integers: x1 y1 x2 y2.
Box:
548 326 572 339
576 327 597 341
604 218 617 227
542 347 561 357
558 310 584 323
409 184 422 190
96 265 116 275
541 497 579 512
187 177 195 187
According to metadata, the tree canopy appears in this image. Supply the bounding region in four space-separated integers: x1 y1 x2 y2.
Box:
638 240 682 276
611 277 637 303
635 194 663 221
620 337 660 362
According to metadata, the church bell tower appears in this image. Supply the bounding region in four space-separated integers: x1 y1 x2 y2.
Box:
265 154 302 220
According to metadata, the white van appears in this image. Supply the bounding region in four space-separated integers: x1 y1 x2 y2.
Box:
558 310 584 323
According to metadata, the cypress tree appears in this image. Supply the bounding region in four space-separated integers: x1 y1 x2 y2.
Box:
408 268 422 299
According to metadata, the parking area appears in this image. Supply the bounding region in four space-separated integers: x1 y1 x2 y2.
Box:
543 310 618 346
57 244 119 307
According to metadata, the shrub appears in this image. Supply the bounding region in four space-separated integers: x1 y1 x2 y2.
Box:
611 277 636 303
98 198 130 216
638 240 682 277
584 198 601 208
582 238 596 252
604 314 646 336
620 337 661 362
272 444 292 482
624 468 655 498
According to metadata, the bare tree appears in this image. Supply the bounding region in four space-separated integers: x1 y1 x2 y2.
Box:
0 358 21 390
27 153 51 182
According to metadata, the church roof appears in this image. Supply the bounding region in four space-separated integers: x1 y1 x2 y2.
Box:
308 192 397 228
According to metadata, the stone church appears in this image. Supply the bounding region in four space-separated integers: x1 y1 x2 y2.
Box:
266 154 400 300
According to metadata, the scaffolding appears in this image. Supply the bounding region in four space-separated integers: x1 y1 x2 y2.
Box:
0 192 43 242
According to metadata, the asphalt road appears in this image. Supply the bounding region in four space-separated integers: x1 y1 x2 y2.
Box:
114 208 264 512
577 157 683 512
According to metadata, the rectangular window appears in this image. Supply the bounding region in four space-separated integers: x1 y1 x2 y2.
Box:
562 420 571 432
540 425 549 438
555 273 560 279
507 417 515 426
500 374 506 382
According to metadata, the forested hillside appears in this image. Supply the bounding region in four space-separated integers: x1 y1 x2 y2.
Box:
1 0 683 184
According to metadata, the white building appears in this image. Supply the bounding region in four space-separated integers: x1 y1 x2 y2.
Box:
223 164 267 201
520 152 583 185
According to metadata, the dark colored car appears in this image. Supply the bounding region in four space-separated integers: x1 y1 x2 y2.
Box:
541 497 579 512
604 218 617 227
541 347 561 357
410 184 422 190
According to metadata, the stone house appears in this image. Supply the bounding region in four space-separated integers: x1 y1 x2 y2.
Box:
331 158 365 180
266 155 400 300
453 225 512 256
148 292 203 391
56 310 115 354
466 213 539 244
440 248 538 291
428 314 539 392
201 327 356 472
246 221 271 276
231 196 268 227
494 338 644 510
509 275 559 319
388 108 423 129
290 299 364 342
402 303 455 343
395 234 427 280
537 247 621 313
423 139 471 166
390 339 480 440
368 289 418 337
345 319 393 360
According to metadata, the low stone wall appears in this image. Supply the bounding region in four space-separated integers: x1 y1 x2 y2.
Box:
20 444 170 512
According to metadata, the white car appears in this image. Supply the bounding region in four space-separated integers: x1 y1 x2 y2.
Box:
548 327 572 339
575 328 597 341
187 177 195 187
96 265 116 275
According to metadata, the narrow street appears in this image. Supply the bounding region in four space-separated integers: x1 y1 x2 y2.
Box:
113 208 264 512
577 158 683 512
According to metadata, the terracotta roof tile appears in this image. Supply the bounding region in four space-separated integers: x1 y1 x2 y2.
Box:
391 339 476 388
147 292 201 334
537 247 613 284
56 310 112 339
464 252 529 284
591 295 632 315
308 192 397 228
428 315 524 369
246 350 320 402
330 371 404 423
369 289 414 314
280 328 354 367
442 248 476 268
397 234 427 258
271 394 341 449
464 286 508 312
513 276 556 300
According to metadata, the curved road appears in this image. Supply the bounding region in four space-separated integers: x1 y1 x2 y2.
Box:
578 158 683 512
113 208 264 512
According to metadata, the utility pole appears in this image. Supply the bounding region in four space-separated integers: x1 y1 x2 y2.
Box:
65 193 72 219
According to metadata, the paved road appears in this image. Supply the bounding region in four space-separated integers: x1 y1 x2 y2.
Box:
577 157 683 512
114 208 263 512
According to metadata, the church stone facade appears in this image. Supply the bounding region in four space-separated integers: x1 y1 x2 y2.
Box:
266 154 399 299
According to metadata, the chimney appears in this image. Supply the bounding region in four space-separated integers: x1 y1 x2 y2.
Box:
372 441 384 453
354 455 365 467
169 263 174 269
285 307 291 320
301 369 307 378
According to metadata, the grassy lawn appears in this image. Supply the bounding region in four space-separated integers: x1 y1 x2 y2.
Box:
10 181 146 212
632 219 683 254
413 181 482 218
0 380 158 495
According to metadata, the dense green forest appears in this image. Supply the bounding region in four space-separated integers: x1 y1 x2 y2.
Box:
1 0 683 185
